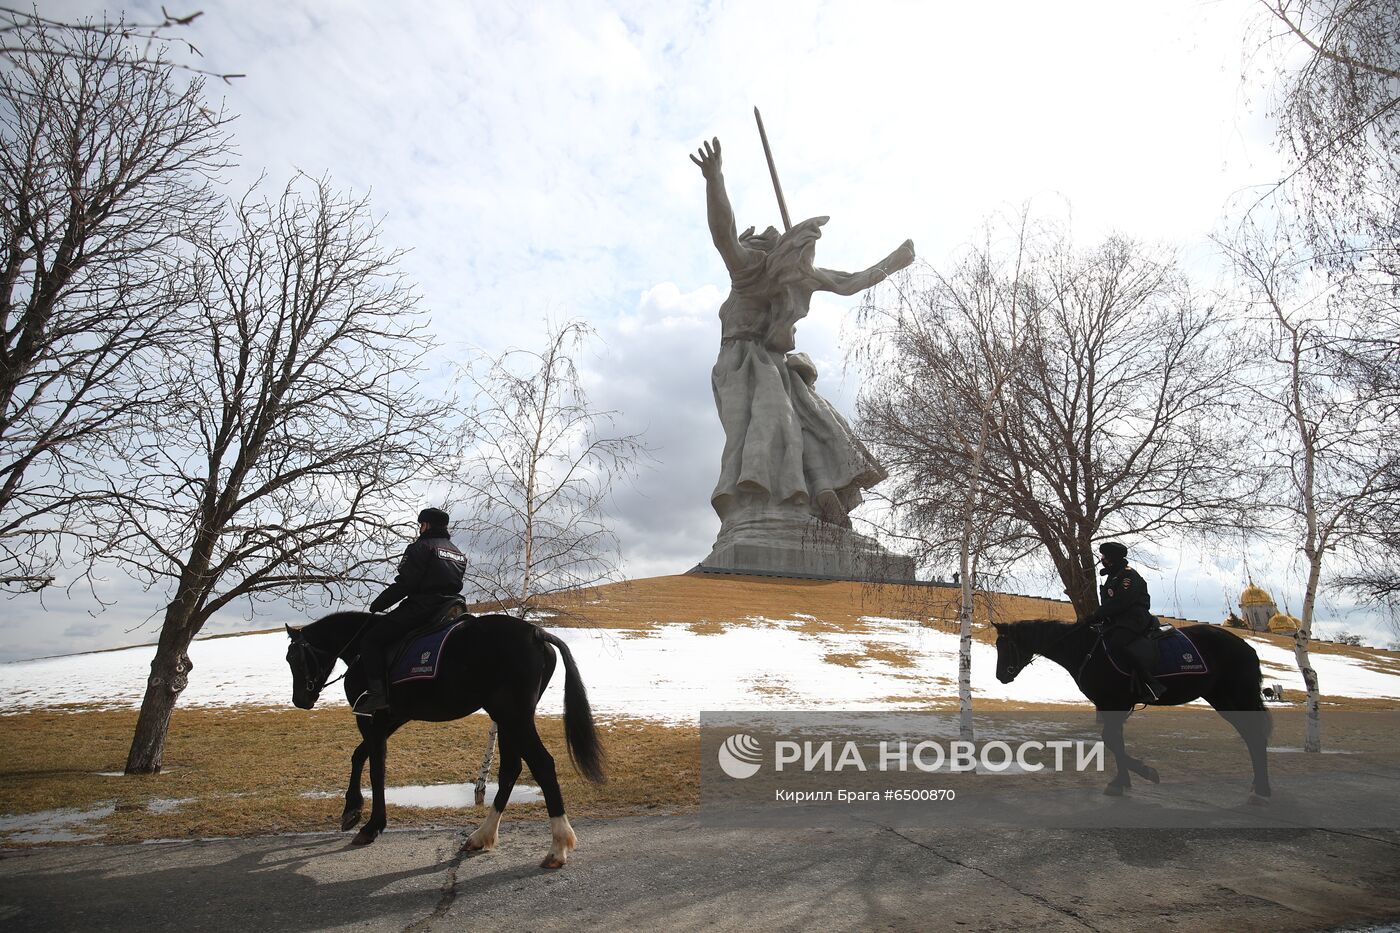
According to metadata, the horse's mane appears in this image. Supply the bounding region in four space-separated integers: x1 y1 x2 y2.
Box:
1003 618 1082 649
301 610 377 653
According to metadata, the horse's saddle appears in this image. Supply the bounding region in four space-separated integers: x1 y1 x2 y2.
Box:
387 598 473 686
1105 625 1210 678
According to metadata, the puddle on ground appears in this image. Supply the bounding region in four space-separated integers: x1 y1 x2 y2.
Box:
388 782 544 807
145 798 194 814
301 782 542 807
0 803 114 842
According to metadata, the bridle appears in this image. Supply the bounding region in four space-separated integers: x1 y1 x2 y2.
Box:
288 632 346 699
999 634 1034 680
288 615 377 700
998 621 1093 680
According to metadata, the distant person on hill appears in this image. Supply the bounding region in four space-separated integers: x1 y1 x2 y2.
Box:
352 508 466 716
1083 541 1167 702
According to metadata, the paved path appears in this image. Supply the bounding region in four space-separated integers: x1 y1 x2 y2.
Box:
2 812 1399 932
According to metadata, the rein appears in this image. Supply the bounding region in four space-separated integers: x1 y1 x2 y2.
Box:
1075 629 1104 684
292 614 375 697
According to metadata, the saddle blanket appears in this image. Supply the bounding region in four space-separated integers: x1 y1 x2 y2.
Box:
389 619 468 685
1107 627 1209 678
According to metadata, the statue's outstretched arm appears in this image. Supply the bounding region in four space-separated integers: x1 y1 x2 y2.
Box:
691 137 758 274
815 239 916 296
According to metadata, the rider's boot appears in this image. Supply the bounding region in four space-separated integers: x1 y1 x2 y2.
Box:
352 673 390 717
1126 638 1168 702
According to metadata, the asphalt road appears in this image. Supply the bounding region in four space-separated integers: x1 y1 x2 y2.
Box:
2 809 1399 933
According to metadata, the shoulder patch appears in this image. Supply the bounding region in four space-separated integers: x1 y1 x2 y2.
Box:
437 549 465 562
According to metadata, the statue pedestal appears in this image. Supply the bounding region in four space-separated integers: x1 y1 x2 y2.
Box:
695 505 917 582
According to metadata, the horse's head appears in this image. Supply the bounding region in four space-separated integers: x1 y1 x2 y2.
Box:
285 624 336 710
992 622 1030 684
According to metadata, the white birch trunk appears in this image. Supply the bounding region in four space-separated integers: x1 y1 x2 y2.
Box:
957 407 996 743
1296 554 1324 752
957 557 975 742
473 725 497 806
1285 316 1324 753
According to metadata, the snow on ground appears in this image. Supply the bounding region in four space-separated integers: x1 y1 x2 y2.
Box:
3 618 1398 720
1243 634 1400 700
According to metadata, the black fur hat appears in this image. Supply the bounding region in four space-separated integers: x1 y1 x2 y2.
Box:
417 507 450 529
1098 541 1128 561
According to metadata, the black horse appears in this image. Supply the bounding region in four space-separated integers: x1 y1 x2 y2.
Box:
992 619 1271 802
285 608 605 868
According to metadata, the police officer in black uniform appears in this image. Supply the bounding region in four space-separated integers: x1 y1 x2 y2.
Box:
1084 541 1167 702
352 508 466 716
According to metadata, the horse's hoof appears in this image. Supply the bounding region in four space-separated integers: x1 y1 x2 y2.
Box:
539 854 566 869
1104 784 1125 797
1142 766 1160 784
465 835 495 852
1247 793 1270 806
340 810 362 832
351 827 378 846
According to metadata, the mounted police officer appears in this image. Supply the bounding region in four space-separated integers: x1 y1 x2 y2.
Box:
353 508 467 716
1084 541 1167 702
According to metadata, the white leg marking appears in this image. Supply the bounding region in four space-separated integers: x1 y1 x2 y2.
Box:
541 814 577 869
466 807 503 851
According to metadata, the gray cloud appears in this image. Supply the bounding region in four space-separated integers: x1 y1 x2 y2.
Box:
16 1 1388 661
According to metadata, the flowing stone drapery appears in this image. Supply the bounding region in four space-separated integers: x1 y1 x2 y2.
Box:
710 340 886 529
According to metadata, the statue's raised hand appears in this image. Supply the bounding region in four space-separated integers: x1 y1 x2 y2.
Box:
689 137 722 180
890 239 916 272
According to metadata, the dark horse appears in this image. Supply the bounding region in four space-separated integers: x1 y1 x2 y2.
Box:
285 608 605 868
993 620 1271 802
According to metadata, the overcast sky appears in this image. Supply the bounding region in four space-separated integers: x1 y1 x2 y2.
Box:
7 0 1388 661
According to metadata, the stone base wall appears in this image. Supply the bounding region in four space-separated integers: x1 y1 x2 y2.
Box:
698 504 917 583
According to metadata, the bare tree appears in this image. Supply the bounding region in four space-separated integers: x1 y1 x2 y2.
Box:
1253 0 1398 274
1220 220 1397 752
0 23 231 592
1240 1 1400 636
453 320 645 611
1326 282 1400 605
1 5 243 82
452 319 645 802
857 214 1034 740
858 219 1237 621
113 176 456 774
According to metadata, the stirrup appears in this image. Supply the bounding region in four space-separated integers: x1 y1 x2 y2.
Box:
352 690 389 717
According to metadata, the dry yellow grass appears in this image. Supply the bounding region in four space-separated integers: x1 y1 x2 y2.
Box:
535 574 1083 636
0 707 696 848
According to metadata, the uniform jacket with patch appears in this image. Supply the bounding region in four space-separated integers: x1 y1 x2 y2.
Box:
369 530 466 615
1087 562 1154 632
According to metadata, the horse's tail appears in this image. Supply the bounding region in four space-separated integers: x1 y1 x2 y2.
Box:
537 630 606 783
1238 632 1274 741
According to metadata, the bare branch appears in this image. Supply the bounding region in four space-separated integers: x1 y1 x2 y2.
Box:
0 20 233 592
857 212 1240 616
116 174 458 773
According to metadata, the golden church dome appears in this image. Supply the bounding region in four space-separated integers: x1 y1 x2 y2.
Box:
1240 584 1275 607
1267 612 1301 634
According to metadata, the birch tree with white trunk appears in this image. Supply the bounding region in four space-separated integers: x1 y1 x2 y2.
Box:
453 319 645 803
1220 221 1396 753
857 215 1033 740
